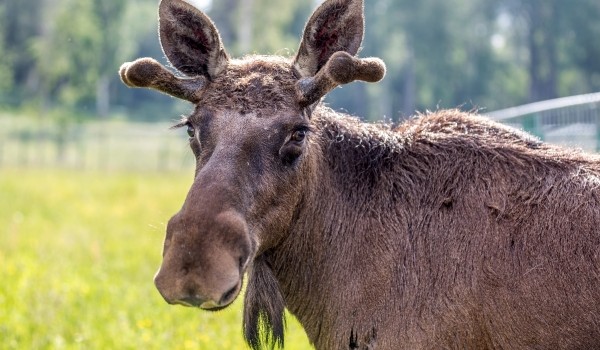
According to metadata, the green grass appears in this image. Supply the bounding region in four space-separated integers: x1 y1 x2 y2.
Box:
0 169 311 349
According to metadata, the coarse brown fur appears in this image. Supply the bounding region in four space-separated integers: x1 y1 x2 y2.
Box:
120 0 600 349
277 108 600 349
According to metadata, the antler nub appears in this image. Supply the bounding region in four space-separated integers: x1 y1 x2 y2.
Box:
119 57 207 103
296 51 386 107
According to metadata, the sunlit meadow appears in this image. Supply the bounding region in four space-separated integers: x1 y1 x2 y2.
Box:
0 169 311 349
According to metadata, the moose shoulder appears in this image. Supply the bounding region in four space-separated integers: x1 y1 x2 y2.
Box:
119 0 600 349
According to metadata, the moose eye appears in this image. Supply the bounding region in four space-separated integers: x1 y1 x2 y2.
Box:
186 124 195 138
291 129 306 142
280 128 309 166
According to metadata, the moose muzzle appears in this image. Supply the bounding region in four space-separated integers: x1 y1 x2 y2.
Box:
154 208 252 310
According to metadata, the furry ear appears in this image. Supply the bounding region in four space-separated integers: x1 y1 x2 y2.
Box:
293 0 364 77
159 0 229 79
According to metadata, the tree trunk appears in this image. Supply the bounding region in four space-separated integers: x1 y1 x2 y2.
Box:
237 0 254 54
209 0 239 47
402 49 416 118
527 0 558 102
96 74 110 118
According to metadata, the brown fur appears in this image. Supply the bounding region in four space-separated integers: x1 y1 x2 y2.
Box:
281 108 600 349
200 56 298 114
120 0 600 349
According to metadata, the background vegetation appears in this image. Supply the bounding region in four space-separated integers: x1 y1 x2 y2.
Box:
0 170 312 349
1 0 599 349
1 0 599 122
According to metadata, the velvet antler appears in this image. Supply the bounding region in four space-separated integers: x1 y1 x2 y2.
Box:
119 58 208 103
296 51 386 107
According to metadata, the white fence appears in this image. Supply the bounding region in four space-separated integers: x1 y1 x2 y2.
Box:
0 115 195 172
2 93 599 172
486 92 600 152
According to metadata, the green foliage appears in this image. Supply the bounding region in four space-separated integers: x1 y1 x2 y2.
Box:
0 4 12 97
0 46 13 101
29 0 127 113
0 169 312 349
0 0 38 106
32 0 98 107
208 0 311 56
1 0 600 121
249 0 310 54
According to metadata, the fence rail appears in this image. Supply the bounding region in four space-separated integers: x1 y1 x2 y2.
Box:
486 92 600 152
2 93 600 172
0 115 195 172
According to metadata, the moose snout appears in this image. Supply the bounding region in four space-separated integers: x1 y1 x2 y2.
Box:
154 270 242 310
154 209 253 310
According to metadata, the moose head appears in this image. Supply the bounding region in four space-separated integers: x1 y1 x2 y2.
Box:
120 0 384 347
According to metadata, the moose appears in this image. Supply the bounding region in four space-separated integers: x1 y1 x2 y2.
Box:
119 0 600 348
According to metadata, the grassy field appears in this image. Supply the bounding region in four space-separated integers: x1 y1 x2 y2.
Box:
0 169 311 349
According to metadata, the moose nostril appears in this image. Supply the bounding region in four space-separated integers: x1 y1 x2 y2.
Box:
220 284 239 305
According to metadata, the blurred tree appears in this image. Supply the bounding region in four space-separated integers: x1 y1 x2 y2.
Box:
494 0 600 103
0 13 13 102
32 0 102 113
34 0 124 116
248 0 312 54
517 0 561 101
29 0 169 118
208 0 312 56
558 0 600 94
0 0 43 106
209 0 240 50
349 0 504 120
93 0 126 117
1 0 599 120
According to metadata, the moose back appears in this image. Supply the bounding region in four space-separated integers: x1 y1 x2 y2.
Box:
119 0 600 349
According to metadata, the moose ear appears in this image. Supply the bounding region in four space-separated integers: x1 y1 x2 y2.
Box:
158 0 229 79
293 0 364 78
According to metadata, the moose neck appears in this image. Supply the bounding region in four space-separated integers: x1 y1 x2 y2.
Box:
268 106 411 348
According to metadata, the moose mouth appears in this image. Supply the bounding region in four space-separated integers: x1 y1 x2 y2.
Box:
172 277 244 312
